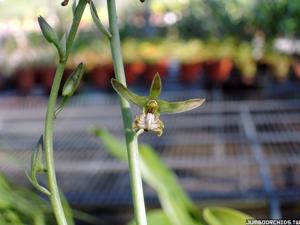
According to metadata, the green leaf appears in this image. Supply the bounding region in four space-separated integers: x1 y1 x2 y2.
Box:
60 190 75 225
91 128 127 161
149 73 162 99
111 79 147 108
38 16 59 46
128 210 171 225
158 98 205 114
26 135 50 196
62 63 85 97
89 1 112 38
203 207 253 225
94 129 205 225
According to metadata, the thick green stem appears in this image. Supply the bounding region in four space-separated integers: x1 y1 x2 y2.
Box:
43 1 87 225
106 1 147 225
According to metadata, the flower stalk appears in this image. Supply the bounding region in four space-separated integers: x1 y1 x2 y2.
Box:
42 1 87 225
106 1 147 225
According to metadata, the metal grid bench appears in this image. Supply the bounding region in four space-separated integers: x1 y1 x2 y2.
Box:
0 90 299 219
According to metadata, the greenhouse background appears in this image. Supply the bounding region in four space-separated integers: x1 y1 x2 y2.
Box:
0 0 299 224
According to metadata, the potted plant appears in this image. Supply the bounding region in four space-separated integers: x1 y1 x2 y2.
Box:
123 39 146 85
71 47 114 90
139 40 169 84
262 51 291 82
204 39 234 83
292 55 300 80
174 40 204 84
35 50 56 94
233 42 257 86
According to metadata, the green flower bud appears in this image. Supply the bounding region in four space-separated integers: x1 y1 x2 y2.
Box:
62 63 85 97
38 16 59 46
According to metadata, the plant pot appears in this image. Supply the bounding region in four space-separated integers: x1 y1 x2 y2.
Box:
0 74 7 91
15 68 35 95
292 60 300 80
125 62 146 85
90 64 114 90
205 58 233 83
179 62 202 84
144 61 168 84
241 76 256 86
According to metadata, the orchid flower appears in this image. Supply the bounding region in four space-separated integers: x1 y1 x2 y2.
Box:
111 73 205 136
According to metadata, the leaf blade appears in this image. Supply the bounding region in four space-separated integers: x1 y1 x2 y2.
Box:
203 207 253 225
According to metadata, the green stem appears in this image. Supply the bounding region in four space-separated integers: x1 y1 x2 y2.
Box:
106 1 147 225
43 1 87 225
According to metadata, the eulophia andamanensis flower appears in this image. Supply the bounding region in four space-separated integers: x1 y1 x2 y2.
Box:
111 73 205 136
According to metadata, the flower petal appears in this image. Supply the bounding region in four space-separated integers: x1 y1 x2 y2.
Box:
149 73 162 99
158 98 205 114
111 79 147 108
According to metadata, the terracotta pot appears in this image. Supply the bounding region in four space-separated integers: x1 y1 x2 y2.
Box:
179 62 202 84
38 67 56 94
90 64 114 89
0 75 6 91
205 58 233 83
15 68 35 95
144 61 168 84
242 76 255 86
125 62 146 85
292 61 300 80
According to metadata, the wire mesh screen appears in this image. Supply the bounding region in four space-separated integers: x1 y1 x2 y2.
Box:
0 91 299 218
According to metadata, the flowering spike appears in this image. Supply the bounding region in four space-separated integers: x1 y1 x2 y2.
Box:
111 79 147 108
158 98 205 114
149 73 161 100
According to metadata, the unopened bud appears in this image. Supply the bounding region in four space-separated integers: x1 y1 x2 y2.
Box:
38 16 59 45
62 63 85 97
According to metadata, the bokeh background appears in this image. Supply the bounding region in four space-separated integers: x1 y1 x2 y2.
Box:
0 0 300 224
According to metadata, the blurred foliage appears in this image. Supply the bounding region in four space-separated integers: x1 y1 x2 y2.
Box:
176 0 253 40
93 129 253 225
0 173 98 225
253 0 300 40
0 173 48 225
0 0 295 81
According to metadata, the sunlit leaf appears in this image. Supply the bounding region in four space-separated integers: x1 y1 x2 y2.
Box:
111 79 147 108
158 98 205 114
90 128 127 161
203 207 253 225
128 210 171 225
149 73 162 100
94 129 205 225
60 190 75 225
